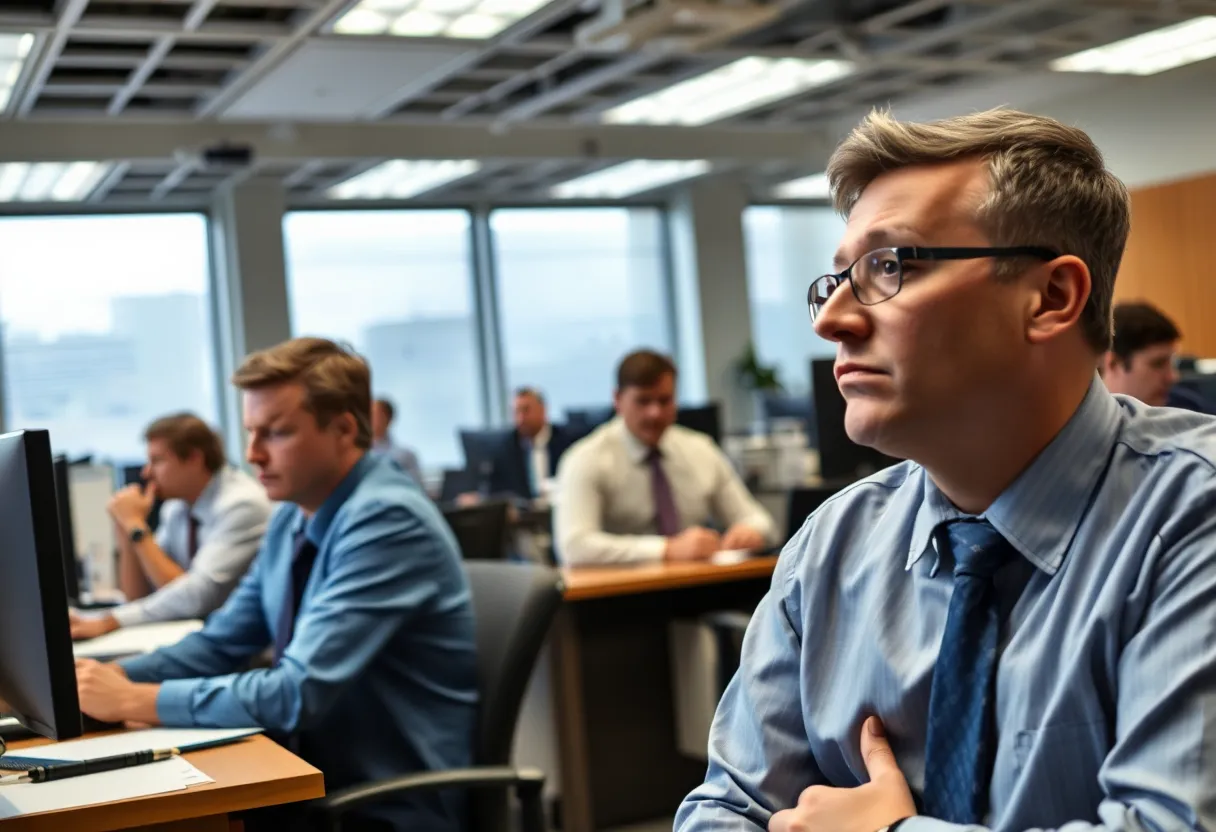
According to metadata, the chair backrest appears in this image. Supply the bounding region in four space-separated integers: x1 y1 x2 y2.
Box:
465 561 564 765
443 502 510 560
464 563 563 832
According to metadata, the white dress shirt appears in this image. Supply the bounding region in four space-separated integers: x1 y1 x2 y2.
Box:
555 417 777 566
112 466 272 626
525 424 552 497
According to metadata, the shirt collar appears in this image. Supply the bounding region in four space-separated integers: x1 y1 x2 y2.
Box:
907 375 1121 575
533 423 552 449
292 453 377 545
615 416 667 464
190 468 224 524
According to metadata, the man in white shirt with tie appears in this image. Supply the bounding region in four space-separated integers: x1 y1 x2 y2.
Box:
556 349 777 566
69 413 272 640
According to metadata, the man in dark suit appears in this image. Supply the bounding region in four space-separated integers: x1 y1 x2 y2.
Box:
487 387 575 500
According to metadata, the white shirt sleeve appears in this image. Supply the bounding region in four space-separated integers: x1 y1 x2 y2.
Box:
111 496 270 626
707 444 779 545
555 446 667 566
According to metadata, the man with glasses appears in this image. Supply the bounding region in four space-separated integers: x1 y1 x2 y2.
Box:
677 108 1216 832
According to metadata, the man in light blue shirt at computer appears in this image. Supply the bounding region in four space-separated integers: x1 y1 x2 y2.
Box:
677 109 1216 832
75 337 477 832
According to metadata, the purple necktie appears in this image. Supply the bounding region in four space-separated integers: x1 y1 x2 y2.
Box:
647 448 682 536
273 530 319 667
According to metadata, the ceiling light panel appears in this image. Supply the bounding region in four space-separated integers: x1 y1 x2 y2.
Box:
0 33 34 113
1050 16 1216 76
327 159 481 199
0 162 113 203
332 0 551 40
601 57 854 126
551 160 710 198
773 173 829 199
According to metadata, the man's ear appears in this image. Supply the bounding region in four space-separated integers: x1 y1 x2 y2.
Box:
1025 255 1091 346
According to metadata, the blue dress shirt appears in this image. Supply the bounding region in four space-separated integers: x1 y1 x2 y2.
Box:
676 378 1216 832
121 454 477 831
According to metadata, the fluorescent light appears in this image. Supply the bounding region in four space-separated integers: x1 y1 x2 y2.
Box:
390 10 448 36
601 57 853 126
0 33 34 114
1051 16 1216 75
0 162 112 202
773 172 829 199
332 0 549 39
333 8 391 34
551 160 710 198
328 159 481 199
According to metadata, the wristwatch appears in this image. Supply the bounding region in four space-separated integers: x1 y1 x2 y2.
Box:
129 526 149 544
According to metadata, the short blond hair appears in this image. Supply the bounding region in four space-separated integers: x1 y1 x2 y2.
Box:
827 107 1130 352
233 337 372 449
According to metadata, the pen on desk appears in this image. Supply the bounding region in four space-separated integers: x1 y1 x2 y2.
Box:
0 747 181 784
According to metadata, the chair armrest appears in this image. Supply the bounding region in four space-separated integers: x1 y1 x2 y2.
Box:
317 765 545 812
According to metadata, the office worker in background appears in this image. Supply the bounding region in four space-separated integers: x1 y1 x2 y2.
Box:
75 338 477 832
555 349 776 566
676 108 1216 832
1100 301 1216 413
485 386 575 500
69 413 271 641
370 396 425 486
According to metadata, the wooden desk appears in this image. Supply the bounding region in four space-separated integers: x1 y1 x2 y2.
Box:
552 558 777 832
1 734 324 832
560 556 778 601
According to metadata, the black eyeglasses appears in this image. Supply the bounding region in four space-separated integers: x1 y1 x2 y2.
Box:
807 246 1060 321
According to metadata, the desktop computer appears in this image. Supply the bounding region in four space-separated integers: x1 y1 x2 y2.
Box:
0 430 85 741
676 403 722 445
52 455 83 604
810 359 900 482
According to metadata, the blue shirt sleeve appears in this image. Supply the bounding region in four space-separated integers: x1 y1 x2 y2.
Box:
150 502 452 734
675 523 826 831
120 548 272 683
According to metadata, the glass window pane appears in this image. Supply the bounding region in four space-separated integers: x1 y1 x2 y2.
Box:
490 207 673 415
0 214 218 462
283 210 481 468
742 206 842 394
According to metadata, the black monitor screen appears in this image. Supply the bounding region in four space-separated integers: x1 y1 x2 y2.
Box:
676 403 722 445
811 359 900 482
0 430 83 740
51 455 81 602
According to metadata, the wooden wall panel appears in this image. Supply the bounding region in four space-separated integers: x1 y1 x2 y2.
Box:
1116 171 1216 357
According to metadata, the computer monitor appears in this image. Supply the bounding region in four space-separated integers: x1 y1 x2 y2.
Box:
0 430 84 741
51 455 81 603
676 403 722 445
458 429 513 492
810 359 900 482
564 406 615 434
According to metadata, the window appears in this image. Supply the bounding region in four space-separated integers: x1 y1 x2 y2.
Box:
283 210 481 469
742 206 843 393
490 207 673 416
0 214 218 463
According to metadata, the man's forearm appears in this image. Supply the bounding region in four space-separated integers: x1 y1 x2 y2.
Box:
117 537 152 601
132 538 186 589
121 683 162 725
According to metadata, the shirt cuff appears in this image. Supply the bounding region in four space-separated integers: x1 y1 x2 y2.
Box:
896 816 969 832
118 653 157 682
156 679 199 726
111 602 149 628
636 535 667 562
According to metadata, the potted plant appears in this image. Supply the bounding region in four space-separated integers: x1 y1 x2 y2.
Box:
734 342 783 429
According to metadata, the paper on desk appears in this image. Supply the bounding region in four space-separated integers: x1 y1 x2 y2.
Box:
0 756 212 819
710 549 752 565
11 727 263 761
73 619 204 660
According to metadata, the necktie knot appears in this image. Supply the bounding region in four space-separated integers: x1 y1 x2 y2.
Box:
945 520 1013 580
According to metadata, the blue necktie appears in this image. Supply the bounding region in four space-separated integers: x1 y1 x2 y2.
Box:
273 530 319 667
922 519 1015 824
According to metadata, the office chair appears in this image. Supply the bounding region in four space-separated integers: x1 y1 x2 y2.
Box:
315 562 565 832
443 502 511 560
